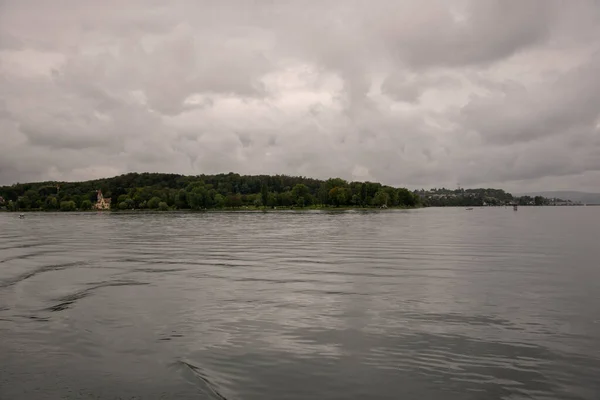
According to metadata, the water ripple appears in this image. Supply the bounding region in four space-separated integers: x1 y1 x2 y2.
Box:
1 209 600 399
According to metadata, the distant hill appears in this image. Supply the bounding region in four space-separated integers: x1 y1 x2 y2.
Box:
0 171 420 211
517 191 600 204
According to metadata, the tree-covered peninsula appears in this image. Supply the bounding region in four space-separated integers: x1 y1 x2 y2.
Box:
0 172 421 211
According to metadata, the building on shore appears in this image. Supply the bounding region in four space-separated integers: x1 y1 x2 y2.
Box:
95 190 111 210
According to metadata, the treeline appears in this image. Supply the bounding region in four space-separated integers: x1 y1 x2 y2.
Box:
416 188 556 207
0 172 421 211
514 195 572 206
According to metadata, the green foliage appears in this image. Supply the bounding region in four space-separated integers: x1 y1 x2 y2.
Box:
277 191 293 207
158 202 169 211
266 193 277 208
80 199 92 210
328 187 348 207
397 188 416 207
45 196 59 210
147 197 161 209
225 194 242 208
214 193 225 208
261 183 269 207
291 184 311 207
176 189 188 209
373 190 389 207
60 201 76 211
186 184 213 209
0 172 427 212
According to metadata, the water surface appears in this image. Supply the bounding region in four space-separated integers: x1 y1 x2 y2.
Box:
1 208 599 399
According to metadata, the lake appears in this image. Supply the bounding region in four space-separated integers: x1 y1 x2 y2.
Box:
1 208 599 399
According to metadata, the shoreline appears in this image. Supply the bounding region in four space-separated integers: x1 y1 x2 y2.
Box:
2 205 422 213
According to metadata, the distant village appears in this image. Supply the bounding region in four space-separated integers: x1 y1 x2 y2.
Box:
416 188 584 207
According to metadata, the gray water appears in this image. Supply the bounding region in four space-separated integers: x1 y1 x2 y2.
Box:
1 208 599 400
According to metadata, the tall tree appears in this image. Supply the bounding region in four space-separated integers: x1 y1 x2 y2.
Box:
261 182 269 207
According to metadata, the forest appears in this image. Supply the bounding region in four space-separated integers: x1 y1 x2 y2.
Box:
0 172 421 211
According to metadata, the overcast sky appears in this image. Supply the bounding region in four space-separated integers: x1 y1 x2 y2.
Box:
1 1 599 191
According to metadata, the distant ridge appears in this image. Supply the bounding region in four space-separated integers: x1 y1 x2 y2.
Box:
516 191 600 204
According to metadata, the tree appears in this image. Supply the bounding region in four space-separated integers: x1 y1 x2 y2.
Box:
187 191 202 210
397 188 416 207
384 187 399 206
225 194 242 208
373 190 389 207
267 193 277 208
45 196 59 210
80 199 92 210
534 196 545 206
147 197 161 209
318 183 329 205
158 202 169 211
291 184 310 207
359 183 368 206
17 196 31 210
187 184 214 210
326 178 348 190
261 183 269 207
328 187 347 207
60 201 76 211
25 190 41 209
277 191 293 207
176 189 188 209
214 194 225 208
518 196 533 206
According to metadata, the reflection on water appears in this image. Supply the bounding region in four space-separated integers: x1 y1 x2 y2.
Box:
1 208 600 399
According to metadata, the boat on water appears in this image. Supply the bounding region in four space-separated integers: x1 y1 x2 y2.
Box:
465 207 473 210
19 214 25 219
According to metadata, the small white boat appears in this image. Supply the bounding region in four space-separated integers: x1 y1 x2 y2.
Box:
19 214 25 219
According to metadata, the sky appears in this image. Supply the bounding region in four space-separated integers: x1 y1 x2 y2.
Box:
1 0 599 192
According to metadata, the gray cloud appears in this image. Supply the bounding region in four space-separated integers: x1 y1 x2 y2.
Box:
1 0 600 192
461 52 600 146
382 72 461 103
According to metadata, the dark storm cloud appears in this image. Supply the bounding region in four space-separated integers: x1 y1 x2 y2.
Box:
1 0 600 191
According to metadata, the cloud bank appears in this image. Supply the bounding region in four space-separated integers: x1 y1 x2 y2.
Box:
1 0 599 191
